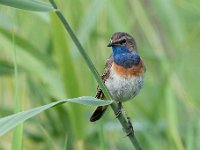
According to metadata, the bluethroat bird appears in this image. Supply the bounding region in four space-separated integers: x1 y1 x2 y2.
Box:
90 32 146 122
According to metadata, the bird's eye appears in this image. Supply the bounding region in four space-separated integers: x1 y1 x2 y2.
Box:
120 39 126 44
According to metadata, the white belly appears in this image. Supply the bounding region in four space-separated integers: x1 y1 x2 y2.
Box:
105 69 144 102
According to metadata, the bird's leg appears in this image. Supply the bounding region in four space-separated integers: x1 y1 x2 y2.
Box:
123 106 134 136
126 117 134 136
115 102 134 136
115 102 122 118
119 104 134 136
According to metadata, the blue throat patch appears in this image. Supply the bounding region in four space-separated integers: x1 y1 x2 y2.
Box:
112 46 140 68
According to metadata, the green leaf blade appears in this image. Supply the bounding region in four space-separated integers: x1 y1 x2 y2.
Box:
65 96 112 106
0 96 112 136
0 0 54 12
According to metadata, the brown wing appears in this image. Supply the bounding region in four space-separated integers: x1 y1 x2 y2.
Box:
90 55 113 122
95 55 113 99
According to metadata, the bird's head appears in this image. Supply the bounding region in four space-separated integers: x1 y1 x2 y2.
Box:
107 32 140 68
107 32 137 52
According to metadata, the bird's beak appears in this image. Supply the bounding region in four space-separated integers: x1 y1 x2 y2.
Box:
107 41 112 47
107 41 120 47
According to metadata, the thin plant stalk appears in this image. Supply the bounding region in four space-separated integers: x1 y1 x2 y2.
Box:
11 25 23 150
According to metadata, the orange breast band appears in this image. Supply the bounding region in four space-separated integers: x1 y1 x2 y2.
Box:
113 60 145 77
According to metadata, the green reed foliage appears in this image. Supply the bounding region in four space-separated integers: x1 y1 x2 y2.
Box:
0 0 200 149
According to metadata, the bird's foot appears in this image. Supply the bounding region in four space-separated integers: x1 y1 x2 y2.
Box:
115 102 122 118
126 117 134 136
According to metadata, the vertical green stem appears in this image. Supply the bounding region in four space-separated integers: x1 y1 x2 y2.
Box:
99 120 106 150
11 26 23 150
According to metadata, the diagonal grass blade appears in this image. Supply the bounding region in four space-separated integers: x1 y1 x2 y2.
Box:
0 96 112 136
0 0 54 12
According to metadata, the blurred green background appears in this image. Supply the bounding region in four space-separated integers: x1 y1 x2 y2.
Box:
0 0 200 149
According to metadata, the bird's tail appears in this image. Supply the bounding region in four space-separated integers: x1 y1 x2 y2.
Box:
90 106 108 122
